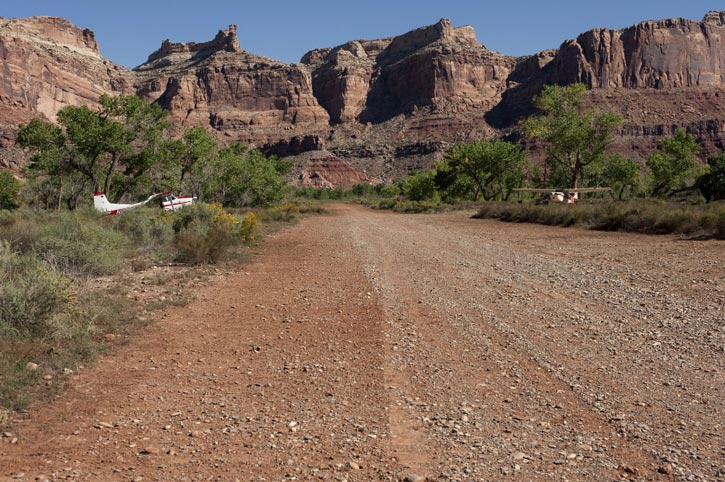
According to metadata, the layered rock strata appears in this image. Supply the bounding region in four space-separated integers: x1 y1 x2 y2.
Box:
134 25 330 144
0 16 132 169
1 13 725 183
302 19 515 126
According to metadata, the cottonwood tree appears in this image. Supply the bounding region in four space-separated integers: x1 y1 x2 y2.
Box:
18 95 172 204
177 126 219 194
522 83 621 188
204 144 291 207
439 139 525 201
646 128 702 197
590 153 643 200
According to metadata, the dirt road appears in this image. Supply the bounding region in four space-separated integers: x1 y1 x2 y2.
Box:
1 204 723 481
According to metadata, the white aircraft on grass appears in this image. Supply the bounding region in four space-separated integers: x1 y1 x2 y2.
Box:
94 192 195 214
512 187 612 204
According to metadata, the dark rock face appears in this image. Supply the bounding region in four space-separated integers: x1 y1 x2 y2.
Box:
260 135 326 158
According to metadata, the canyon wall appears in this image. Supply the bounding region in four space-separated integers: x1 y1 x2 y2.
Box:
1 12 725 183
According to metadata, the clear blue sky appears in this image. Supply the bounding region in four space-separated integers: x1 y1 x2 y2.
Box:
2 1 719 68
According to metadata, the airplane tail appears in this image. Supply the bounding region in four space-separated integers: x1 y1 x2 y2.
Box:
93 192 112 212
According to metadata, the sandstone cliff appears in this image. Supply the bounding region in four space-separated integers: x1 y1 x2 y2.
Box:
302 19 514 126
0 16 132 123
0 16 132 168
490 12 725 123
2 13 725 182
486 11 725 161
133 25 330 145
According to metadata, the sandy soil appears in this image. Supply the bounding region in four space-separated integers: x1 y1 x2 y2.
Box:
1 204 723 482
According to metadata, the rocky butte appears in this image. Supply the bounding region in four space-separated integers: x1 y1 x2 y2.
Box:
1 12 724 185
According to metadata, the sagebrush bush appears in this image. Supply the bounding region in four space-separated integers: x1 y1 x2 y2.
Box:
0 209 44 253
701 202 725 239
32 211 127 277
295 201 325 215
262 201 301 222
109 208 175 262
474 200 725 239
392 200 442 213
0 243 81 340
0 244 97 410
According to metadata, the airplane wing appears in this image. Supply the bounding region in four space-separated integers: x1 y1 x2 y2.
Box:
512 188 563 193
565 187 612 193
115 192 165 211
513 187 612 193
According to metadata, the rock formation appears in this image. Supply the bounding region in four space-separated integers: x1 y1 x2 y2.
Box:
134 25 330 145
302 19 514 126
0 16 131 123
1 12 725 182
0 16 132 169
292 151 373 189
488 11 725 159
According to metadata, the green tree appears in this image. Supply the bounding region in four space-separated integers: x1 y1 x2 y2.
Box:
697 151 725 202
98 94 171 200
16 118 78 209
178 126 218 193
522 83 622 188
0 171 21 209
206 144 288 207
590 154 642 200
439 139 525 201
18 95 171 204
400 170 439 202
646 128 702 197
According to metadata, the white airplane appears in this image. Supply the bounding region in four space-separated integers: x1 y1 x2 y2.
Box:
513 187 612 204
161 193 196 211
94 192 196 214
94 192 165 214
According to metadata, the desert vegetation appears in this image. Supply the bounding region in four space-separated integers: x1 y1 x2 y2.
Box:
353 84 725 236
0 198 324 413
0 95 326 415
13 94 291 210
0 202 270 411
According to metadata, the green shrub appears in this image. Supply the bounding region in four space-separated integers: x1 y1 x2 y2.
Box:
0 243 81 339
32 211 127 277
376 184 401 198
401 170 440 202
239 212 260 242
0 172 21 210
474 200 725 239
351 183 376 197
171 202 239 264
